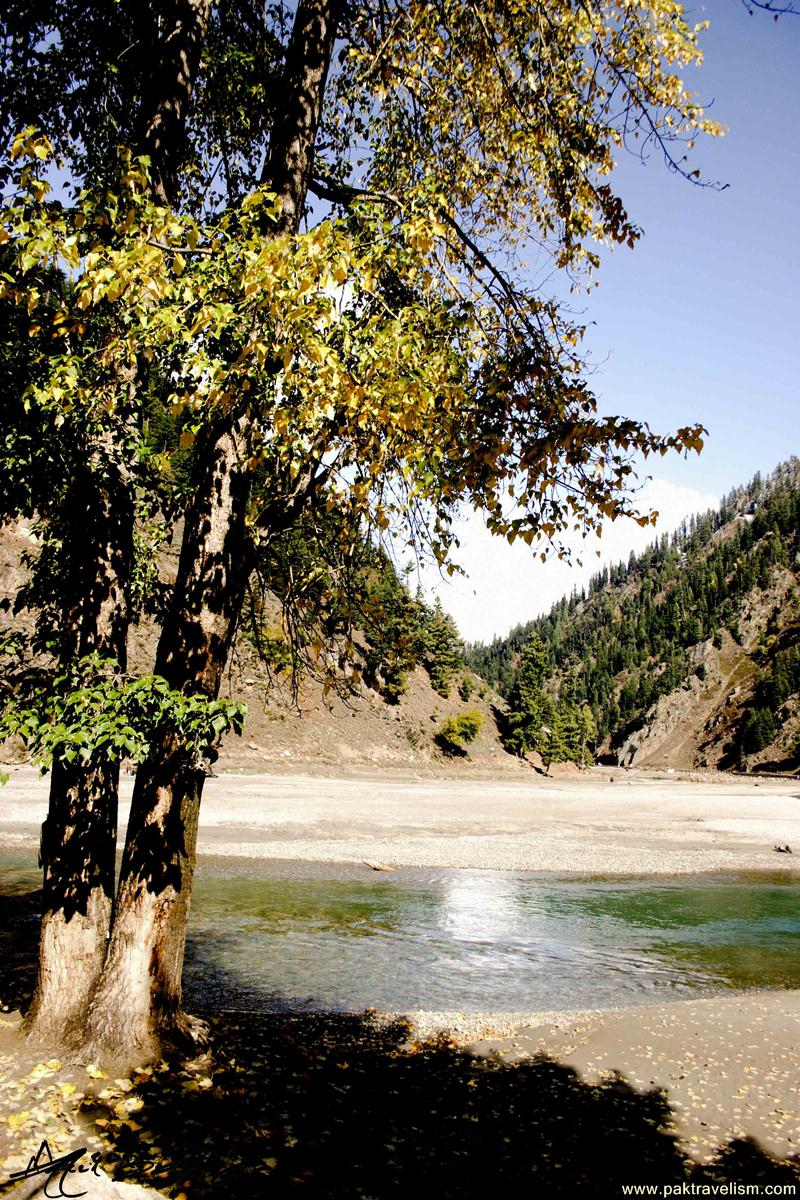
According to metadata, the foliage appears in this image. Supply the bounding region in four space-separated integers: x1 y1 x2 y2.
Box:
0 0 726 782
0 0 774 1065
503 634 551 755
2 1011 798 1198
0 0 723 563
736 707 777 758
0 641 245 777
242 508 432 703
435 709 484 755
362 571 428 703
502 633 591 764
731 637 800 763
0 125 707 582
423 600 464 698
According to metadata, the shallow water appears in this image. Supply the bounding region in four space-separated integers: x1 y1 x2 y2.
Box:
2 854 799 1013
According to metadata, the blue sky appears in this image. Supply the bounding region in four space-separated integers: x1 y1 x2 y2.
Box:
583 0 800 498
426 2 800 642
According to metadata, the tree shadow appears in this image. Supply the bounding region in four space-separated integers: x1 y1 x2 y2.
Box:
0 885 40 1012
489 700 509 740
86 1007 799 1199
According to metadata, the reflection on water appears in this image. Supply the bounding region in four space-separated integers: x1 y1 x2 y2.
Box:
183 861 800 1014
441 872 522 942
2 854 799 1014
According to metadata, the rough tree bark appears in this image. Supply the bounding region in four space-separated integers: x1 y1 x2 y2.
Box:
80 0 343 1067
24 452 133 1043
25 0 212 1049
137 0 212 205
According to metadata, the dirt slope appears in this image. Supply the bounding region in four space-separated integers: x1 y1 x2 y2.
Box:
1 519 522 775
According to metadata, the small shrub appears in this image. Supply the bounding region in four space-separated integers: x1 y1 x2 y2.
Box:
458 675 474 702
435 709 484 755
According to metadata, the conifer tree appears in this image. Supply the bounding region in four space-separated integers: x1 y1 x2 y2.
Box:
504 634 551 757
423 600 464 698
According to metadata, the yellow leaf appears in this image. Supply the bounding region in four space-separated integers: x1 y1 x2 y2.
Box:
29 1062 55 1080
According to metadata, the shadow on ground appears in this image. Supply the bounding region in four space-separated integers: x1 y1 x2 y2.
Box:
86 1010 800 1200
2 879 799 1197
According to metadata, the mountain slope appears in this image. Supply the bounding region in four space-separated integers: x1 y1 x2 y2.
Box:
467 459 800 772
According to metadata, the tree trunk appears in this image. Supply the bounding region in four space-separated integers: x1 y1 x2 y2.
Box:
75 746 206 1068
80 420 255 1065
79 0 342 1068
23 760 120 1043
24 456 133 1043
136 0 212 205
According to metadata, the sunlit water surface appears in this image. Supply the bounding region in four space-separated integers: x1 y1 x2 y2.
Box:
2 854 799 1013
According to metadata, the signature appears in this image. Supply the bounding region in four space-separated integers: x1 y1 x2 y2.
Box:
6 1140 102 1198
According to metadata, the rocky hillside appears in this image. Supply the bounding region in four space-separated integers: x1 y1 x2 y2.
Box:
468 460 800 773
213 653 516 775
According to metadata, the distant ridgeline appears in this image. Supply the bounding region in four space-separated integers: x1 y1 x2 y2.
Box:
466 459 800 772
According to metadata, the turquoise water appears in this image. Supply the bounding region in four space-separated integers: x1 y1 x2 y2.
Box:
2 854 799 1013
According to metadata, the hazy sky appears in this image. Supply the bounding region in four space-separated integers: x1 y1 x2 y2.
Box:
424 2 800 643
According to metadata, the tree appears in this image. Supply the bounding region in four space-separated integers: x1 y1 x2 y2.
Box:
423 600 464 698
435 709 484 756
737 707 777 758
504 634 552 758
0 0 222 1046
0 0 721 1065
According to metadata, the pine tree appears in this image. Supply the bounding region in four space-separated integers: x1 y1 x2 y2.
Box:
504 634 551 757
423 599 464 698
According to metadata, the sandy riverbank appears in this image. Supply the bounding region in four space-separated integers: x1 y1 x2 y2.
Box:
396 990 800 1164
2 765 799 874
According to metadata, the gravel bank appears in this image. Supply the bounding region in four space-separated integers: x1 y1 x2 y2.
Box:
2 766 799 875
439 991 800 1164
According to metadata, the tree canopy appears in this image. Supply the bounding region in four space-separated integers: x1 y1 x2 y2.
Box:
1 0 717 575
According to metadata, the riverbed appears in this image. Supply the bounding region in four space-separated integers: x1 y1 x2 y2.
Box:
2 764 799 874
